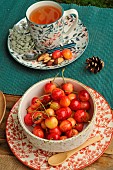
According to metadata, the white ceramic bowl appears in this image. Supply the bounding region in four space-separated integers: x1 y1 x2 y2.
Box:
18 77 96 152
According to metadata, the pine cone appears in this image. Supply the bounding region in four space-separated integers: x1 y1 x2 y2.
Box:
86 56 104 74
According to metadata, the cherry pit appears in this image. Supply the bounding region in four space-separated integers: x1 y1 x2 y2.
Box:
24 78 91 140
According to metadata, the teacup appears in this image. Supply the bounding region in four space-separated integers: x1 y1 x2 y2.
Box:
26 1 78 51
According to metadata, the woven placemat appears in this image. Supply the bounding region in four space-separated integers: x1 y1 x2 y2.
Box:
0 0 113 108
0 155 30 170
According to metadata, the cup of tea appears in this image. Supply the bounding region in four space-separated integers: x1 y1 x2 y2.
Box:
26 1 78 51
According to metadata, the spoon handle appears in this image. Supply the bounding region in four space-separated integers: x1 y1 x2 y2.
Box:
66 135 102 158
47 42 75 53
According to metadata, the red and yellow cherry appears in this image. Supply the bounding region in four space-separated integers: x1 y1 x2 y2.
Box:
44 81 56 94
78 90 90 102
49 126 61 136
67 117 76 127
60 136 67 140
41 120 47 129
59 96 70 107
52 50 61 59
61 82 74 95
65 107 72 118
32 111 44 124
56 107 68 120
31 97 40 105
68 93 76 101
47 133 60 140
51 88 65 101
75 123 84 132
70 99 81 111
45 116 58 129
32 125 44 138
46 108 55 117
50 101 61 110
41 94 51 104
30 102 41 110
66 129 79 138
59 120 72 132
74 110 90 123
62 49 72 59
24 113 34 126
27 106 35 115
80 101 91 110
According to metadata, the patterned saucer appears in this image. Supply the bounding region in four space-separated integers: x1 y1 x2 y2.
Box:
8 16 88 70
6 88 113 170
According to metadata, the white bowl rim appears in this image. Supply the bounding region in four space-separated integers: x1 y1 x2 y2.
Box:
18 77 97 143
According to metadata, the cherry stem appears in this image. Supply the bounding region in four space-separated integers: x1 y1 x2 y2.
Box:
37 99 47 112
53 72 59 82
62 68 66 84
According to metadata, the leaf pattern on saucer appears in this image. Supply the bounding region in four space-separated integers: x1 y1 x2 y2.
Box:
6 88 113 170
8 15 88 70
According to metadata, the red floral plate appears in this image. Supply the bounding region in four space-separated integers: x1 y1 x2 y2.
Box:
6 88 113 170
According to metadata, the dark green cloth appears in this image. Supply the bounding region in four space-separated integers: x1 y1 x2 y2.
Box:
0 0 113 108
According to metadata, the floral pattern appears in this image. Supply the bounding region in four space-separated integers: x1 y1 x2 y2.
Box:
6 88 113 170
8 15 88 70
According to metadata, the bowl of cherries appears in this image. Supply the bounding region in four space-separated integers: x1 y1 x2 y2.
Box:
18 77 96 152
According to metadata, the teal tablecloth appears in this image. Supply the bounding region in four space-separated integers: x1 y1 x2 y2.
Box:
0 0 113 108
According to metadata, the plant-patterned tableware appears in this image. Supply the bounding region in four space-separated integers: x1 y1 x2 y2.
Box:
8 15 88 70
26 1 78 50
6 87 113 170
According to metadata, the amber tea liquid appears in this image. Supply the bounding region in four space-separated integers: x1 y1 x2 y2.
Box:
29 5 62 25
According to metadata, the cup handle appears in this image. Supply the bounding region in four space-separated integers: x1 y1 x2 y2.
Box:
63 9 78 38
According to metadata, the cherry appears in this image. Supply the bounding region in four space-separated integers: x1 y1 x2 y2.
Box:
80 101 90 110
68 93 77 101
31 97 40 105
69 99 81 111
30 103 41 110
61 82 74 95
59 120 72 132
41 120 47 129
46 108 55 117
44 81 56 94
51 88 65 101
32 111 44 124
78 90 90 102
24 113 34 126
49 126 61 136
60 136 67 140
52 50 61 59
40 94 51 104
67 117 76 127
62 49 72 59
45 116 58 129
74 110 90 123
47 133 60 140
59 96 70 107
75 123 84 132
27 106 35 115
66 129 78 138
56 107 68 120
32 126 44 138
50 101 61 110
65 107 72 118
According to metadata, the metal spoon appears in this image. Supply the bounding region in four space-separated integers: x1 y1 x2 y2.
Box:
48 135 101 166
0 91 6 124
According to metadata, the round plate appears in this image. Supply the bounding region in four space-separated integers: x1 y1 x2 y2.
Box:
8 16 88 70
6 88 113 170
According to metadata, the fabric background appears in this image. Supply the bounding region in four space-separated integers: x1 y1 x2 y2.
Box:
0 0 113 108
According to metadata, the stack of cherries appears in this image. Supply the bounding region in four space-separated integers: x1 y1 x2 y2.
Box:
24 80 91 140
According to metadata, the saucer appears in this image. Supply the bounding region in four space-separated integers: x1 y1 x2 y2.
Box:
8 15 88 70
6 88 113 170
